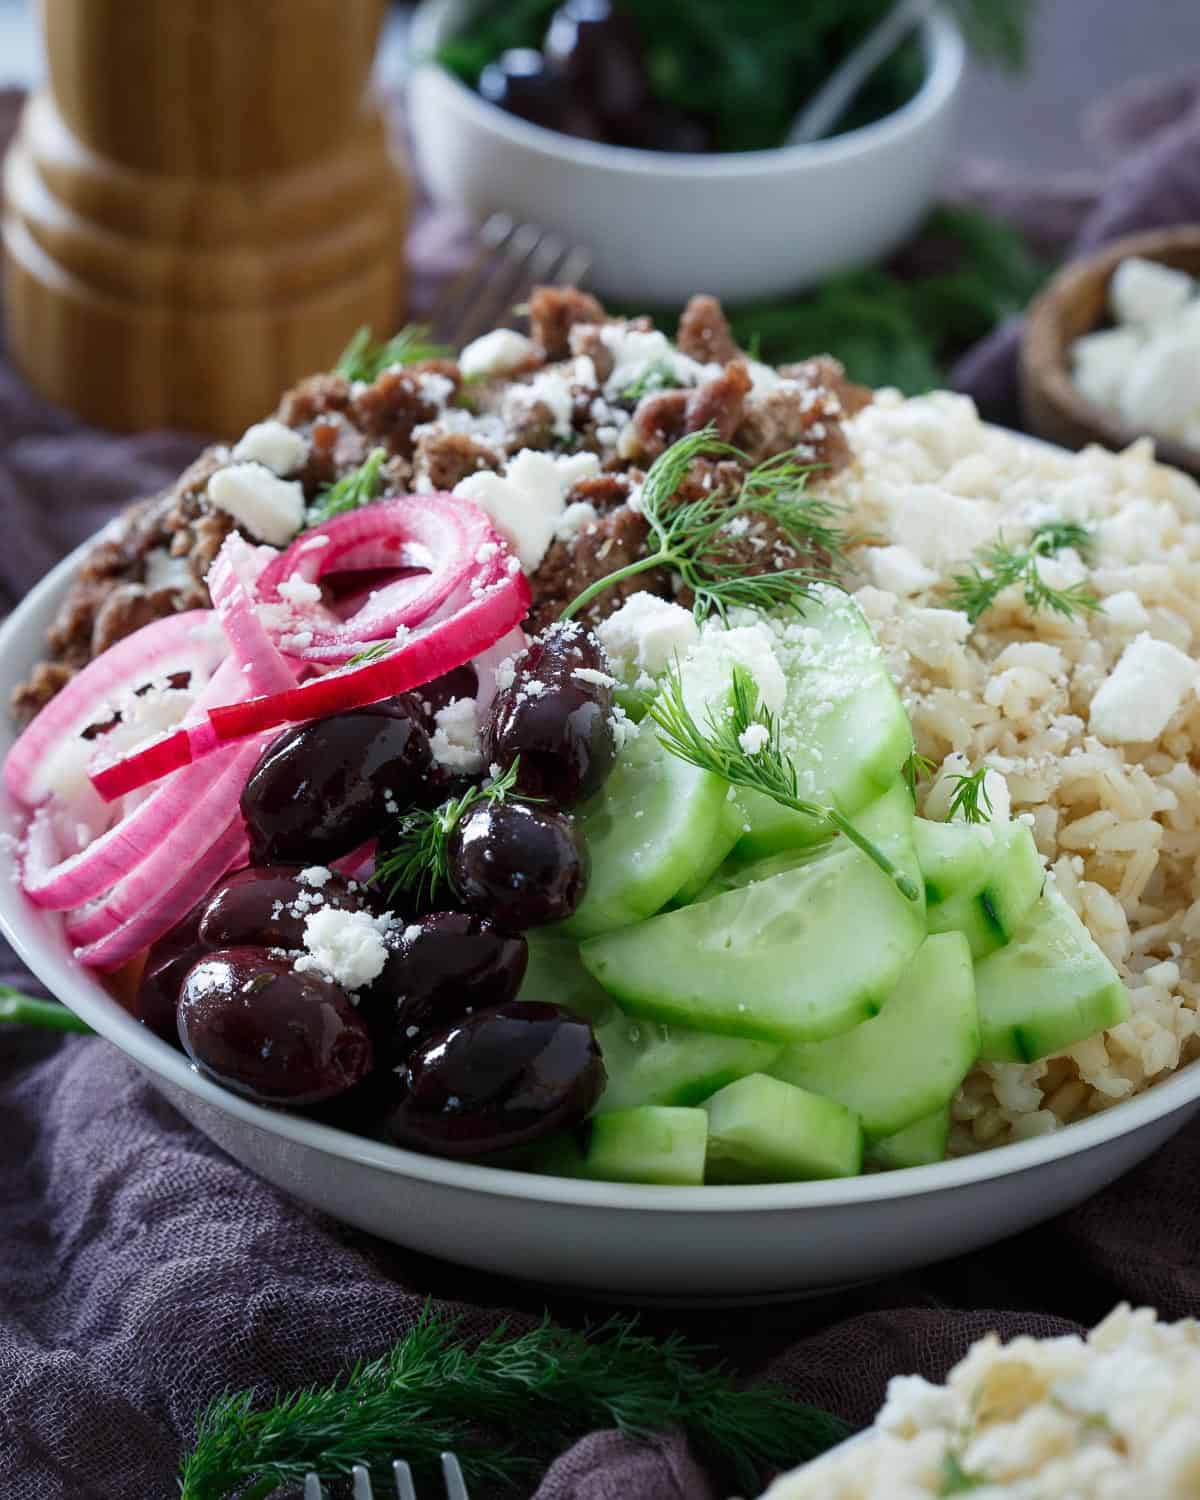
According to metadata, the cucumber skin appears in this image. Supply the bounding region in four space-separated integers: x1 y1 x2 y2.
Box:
921 820 1045 960
585 1106 709 1186
593 1012 779 1114
975 884 1131 1063
770 931 979 1138
704 1073 863 1183
867 1109 950 1170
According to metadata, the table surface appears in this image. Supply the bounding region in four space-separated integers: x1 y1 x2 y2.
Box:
1 0 1198 173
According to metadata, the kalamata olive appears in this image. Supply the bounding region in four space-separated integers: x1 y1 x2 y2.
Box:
198 864 370 951
448 800 588 929
413 665 478 732
241 700 433 865
178 947 373 1105
483 622 616 805
134 906 206 1042
478 48 601 137
385 1000 605 1157
544 0 651 129
365 913 528 1056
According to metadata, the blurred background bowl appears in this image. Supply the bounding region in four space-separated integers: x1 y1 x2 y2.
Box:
408 0 965 306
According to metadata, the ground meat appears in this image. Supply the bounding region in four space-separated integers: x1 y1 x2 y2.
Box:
297 416 371 493
91 584 190 657
567 473 637 511
413 429 502 491
527 285 607 360
734 377 855 472
676 295 741 365
779 356 873 419
623 389 690 462
567 323 616 383
527 504 669 634
671 457 746 506
685 360 752 442
11 662 75 721
275 372 353 427
351 363 461 459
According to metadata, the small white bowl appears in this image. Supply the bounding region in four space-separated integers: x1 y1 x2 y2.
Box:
5 516 1200 1302
407 0 965 305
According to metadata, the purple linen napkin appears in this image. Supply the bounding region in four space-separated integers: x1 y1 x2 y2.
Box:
5 77 1200 1500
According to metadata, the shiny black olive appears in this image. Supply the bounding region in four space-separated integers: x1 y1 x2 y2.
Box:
478 48 602 137
134 905 206 1043
413 665 478 733
482 621 616 805
364 912 528 1057
178 947 373 1105
448 800 588 929
240 700 433 865
544 0 651 128
198 864 371 951
384 1000 604 1157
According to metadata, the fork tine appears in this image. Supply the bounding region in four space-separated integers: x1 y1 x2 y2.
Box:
351 1462 375 1499
557 243 593 289
392 1459 418 1500
452 221 545 345
441 1452 469 1500
303 1476 325 1500
426 212 516 341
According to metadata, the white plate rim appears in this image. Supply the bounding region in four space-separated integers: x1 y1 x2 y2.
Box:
3 525 1199 1217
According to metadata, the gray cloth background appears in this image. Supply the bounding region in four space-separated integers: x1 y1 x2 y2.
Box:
4 76 1200 1500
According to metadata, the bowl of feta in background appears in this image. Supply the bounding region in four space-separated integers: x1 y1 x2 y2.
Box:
407 0 965 304
1021 226 1200 478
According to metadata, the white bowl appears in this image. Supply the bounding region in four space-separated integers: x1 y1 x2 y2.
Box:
407 0 965 305
5 535 1200 1304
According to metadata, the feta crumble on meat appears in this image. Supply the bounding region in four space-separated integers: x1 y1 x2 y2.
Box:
232 420 309 477
459 328 537 380
295 908 392 990
597 595 699 680
431 696 484 773
207 463 305 547
555 500 599 541
453 449 600 572
1089 633 1197 743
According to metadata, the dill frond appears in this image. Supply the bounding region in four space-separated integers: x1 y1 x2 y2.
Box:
336 325 450 383
306 448 388 528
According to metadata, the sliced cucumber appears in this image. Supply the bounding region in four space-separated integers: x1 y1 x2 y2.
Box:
669 796 743 907
866 1109 950 1170
593 1011 779 1114
580 784 924 1044
563 715 730 939
771 932 978 1138
584 1106 708 1186
704 1073 862 1183
732 591 912 859
918 818 1045 959
976 883 1131 1063
519 932 615 1023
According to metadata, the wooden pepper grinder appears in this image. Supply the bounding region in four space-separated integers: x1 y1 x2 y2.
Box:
2 0 410 436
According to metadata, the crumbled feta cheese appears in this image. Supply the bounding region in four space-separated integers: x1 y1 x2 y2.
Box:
459 328 537 381
276 571 323 607
738 722 770 755
295 908 390 990
143 547 195 594
1089 633 1197 743
431 696 484 773
573 667 617 688
402 924 423 945
504 368 576 439
299 866 333 888
1102 590 1151 631
208 463 305 546
417 372 455 409
683 622 787 719
1119 330 1200 436
882 482 999 570
453 449 600 572
232 420 309 476
599 324 717 402
867 544 940 596
597 595 700 680
1109 256 1195 327
555 500 598 541
1071 327 1143 410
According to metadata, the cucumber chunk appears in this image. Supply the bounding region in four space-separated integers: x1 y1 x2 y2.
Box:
704 1073 862 1182
975 883 1131 1063
563 715 730 939
519 932 615 1023
918 818 1045 959
584 1106 708 1185
594 1011 779 1114
580 782 924 1043
732 590 912 859
669 798 743 907
866 1109 950 1170
771 932 978 1137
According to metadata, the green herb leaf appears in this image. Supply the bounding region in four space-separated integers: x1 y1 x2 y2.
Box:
372 761 523 908
902 749 937 802
335 325 450 383
939 1448 988 1494
649 664 921 901
344 641 395 668
619 357 682 403
305 448 388 528
948 520 1100 626
178 1306 851 1500
559 429 847 624
0 988 93 1034
946 766 993 826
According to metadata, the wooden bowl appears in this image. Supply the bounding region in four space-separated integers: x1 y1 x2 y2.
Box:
1020 226 1200 479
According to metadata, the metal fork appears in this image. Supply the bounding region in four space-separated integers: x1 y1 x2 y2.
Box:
425 212 592 347
303 1452 469 1500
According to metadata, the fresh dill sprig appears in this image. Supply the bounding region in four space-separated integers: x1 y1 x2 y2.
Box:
335 324 450 383
0 988 93 1034
178 1306 850 1500
344 641 395 668
305 447 388 528
946 767 993 826
902 749 937 802
619 356 682 403
649 665 920 902
939 1449 988 1494
948 519 1100 626
373 761 522 907
559 428 849 624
